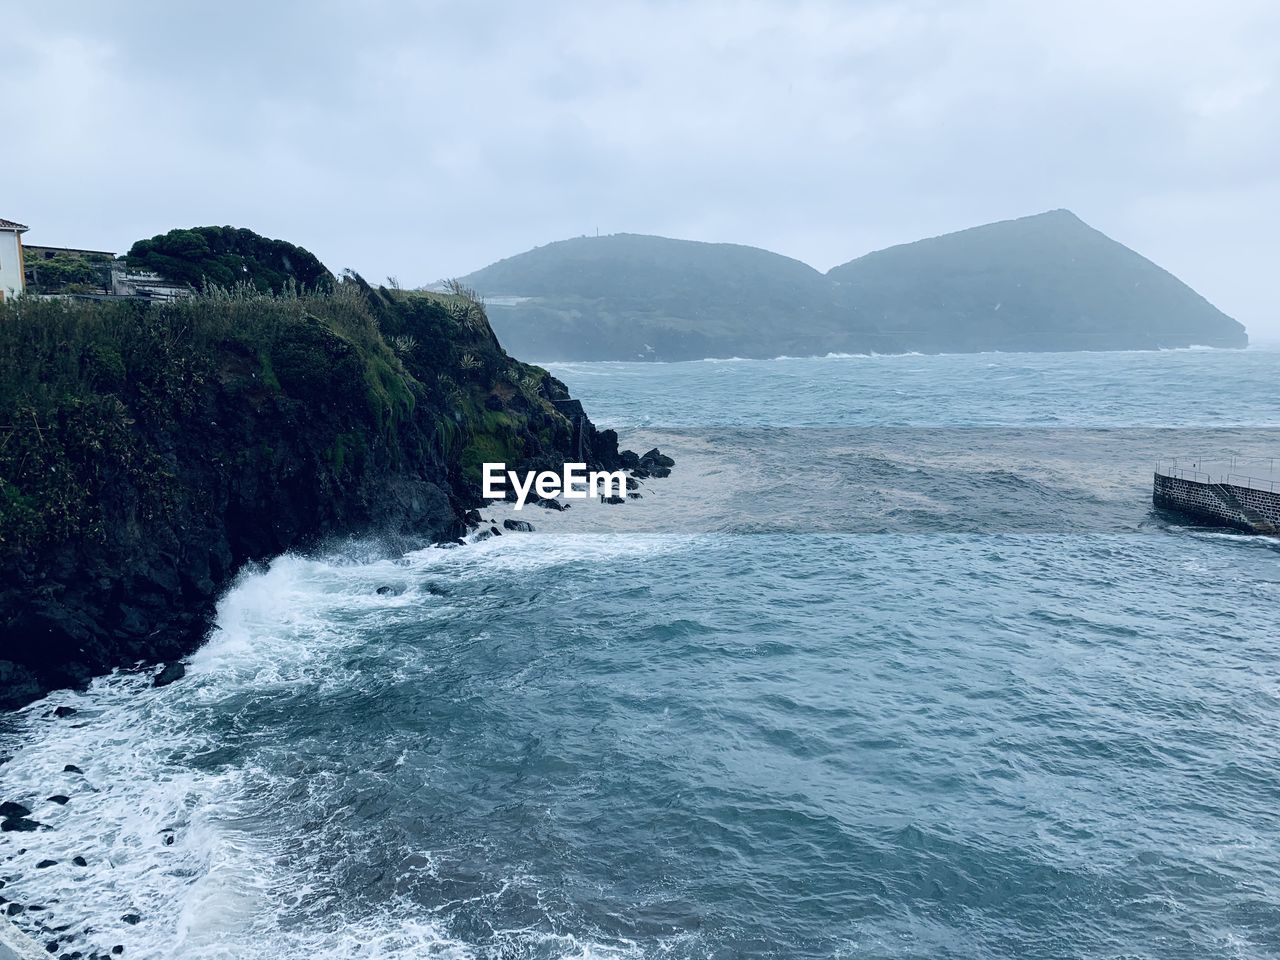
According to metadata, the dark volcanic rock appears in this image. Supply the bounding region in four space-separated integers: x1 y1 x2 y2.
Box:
73 856 87 867
502 519 535 532
36 859 57 868
535 498 567 511
640 448 675 469
0 801 31 818
52 706 77 718
121 913 141 925
47 796 70 806
63 765 83 774
604 495 626 505
0 662 43 708
153 662 185 688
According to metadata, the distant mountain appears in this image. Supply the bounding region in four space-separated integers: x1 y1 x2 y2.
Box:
460 233 844 361
825 209 1247 353
459 213 1247 360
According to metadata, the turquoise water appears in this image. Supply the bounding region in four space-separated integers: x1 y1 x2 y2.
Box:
3 348 1280 959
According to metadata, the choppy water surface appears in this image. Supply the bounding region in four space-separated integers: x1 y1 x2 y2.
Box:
4 348 1280 959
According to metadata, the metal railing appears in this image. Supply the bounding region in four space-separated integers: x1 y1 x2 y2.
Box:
1155 458 1280 494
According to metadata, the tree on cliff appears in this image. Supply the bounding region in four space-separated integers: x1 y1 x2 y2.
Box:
127 226 334 294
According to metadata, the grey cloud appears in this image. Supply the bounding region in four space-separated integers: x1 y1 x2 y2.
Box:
5 0 1277 333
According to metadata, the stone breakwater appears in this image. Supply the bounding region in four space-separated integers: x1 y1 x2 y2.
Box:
1153 473 1280 534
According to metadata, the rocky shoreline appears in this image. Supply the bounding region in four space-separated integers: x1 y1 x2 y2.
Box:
0 284 669 712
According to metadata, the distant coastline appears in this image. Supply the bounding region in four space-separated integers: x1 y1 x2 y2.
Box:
460 211 1248 362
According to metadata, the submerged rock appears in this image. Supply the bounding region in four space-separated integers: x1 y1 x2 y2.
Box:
52 706 77 719
47 795 70 806
72 856 87 867
153 662 185 688
63 765 83 774
604 495 626 505
36 859 56 868
535 498 567 511
0 801 31 818
502 519 535 532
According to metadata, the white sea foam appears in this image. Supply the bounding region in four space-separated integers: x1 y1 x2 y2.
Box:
0 533 690 959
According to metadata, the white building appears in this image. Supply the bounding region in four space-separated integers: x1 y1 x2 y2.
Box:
0 217 27 301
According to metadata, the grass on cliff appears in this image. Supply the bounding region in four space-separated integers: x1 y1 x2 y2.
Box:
0 281 567 562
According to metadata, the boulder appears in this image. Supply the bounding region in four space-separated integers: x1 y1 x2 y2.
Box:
63 764 83 774
53 706 77 718
604 495 626 505
0 802 31 818
619 449 640 471
121 913 141 925
639 447 675 468
535 499 567 511
73 856 88 867
502 519 535 532
36 859 57 869
153 662 185 688
48 796 70 806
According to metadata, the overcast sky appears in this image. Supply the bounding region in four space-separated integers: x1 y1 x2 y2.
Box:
6 0 1277 335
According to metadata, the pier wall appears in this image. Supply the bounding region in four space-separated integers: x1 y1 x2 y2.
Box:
1153 474 1280 534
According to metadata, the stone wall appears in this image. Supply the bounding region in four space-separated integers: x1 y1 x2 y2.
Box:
1153 473 1280 533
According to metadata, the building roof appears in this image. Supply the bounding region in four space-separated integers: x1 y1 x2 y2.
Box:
0 217 29 232
24 244 117 258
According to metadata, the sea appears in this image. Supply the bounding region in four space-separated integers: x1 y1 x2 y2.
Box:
3 347 1280 959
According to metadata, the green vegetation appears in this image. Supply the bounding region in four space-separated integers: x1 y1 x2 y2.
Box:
460 213 1247 360
0 280 568 565
24 251 113 295
127 226 335 294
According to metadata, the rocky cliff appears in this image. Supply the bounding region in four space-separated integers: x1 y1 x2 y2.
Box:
0 280 625 709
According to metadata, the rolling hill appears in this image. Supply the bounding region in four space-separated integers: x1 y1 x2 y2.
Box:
458 212 1248 360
